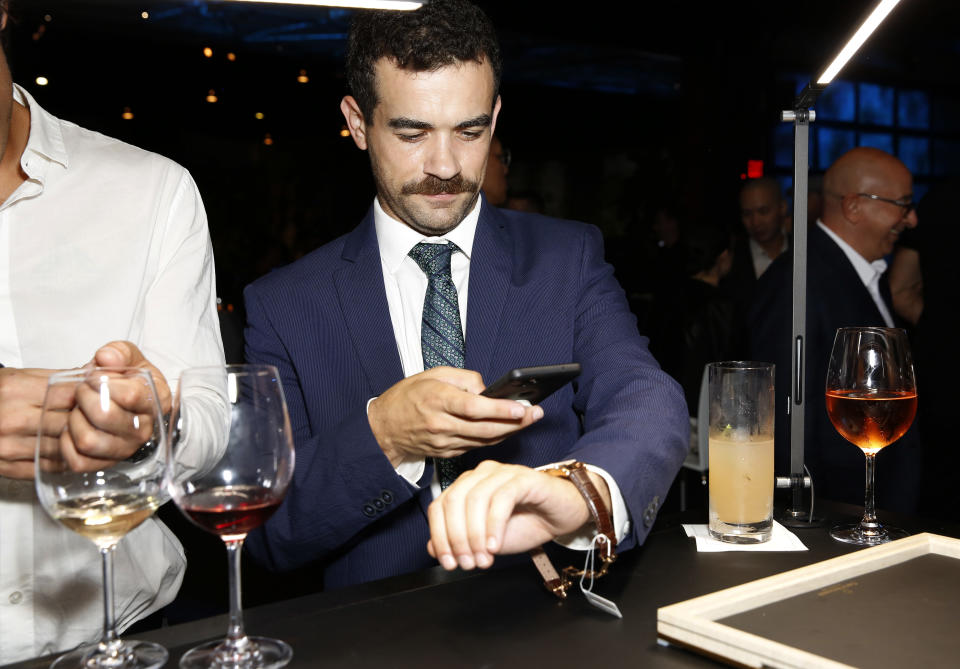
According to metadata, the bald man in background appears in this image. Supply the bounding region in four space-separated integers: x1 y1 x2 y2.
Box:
750 147 921 512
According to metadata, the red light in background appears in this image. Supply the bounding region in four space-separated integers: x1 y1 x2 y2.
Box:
747 160 764 179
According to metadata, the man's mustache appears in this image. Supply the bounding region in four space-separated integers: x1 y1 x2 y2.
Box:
401 175 477 196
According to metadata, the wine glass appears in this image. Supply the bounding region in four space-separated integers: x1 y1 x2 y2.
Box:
825 327 917 545
167 364 295 669
35 367 169 669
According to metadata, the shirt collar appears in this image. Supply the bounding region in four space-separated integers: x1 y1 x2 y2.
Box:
12 84 69 173
817 220 888 287
374 195 481 274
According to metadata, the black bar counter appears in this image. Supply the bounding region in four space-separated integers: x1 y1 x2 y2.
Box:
12 503 960 668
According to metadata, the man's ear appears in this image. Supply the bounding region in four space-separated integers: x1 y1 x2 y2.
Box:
840 193 862 224
490 95 502 136
340 96 368 150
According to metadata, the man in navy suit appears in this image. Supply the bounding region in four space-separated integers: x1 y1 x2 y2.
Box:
750 147 921 512
244 0 688 589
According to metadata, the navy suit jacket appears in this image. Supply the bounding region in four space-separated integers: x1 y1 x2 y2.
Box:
749 224 921 512
243 202 688 589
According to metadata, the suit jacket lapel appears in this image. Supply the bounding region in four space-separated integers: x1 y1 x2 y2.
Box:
464 204 512 381
334 211 405 395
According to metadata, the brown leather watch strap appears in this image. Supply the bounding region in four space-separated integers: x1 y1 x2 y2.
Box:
529 461 617 598
554 462 616 550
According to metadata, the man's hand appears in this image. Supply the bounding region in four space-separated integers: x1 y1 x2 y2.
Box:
89 341 172 415
56 341 171 471
426 460 611 571
0 368 63 479
368 367 543 468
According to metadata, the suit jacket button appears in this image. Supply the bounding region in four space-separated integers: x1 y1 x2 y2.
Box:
373 498 385 511
362 504 376 518
642 495 661 528
381 490 394 504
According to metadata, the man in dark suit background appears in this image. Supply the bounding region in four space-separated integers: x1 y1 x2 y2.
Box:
750 147 920 512
243 0 687 590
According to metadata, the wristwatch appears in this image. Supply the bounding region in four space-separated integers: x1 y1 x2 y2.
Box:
529 461 617 598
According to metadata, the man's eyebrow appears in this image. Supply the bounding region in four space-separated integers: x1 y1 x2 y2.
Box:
455 114 492 130
388 117 433 130
386 115 492 131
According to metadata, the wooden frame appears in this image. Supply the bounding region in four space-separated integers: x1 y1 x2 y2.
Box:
657 533 960 668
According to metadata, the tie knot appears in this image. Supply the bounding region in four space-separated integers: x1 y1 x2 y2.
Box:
409 241 458 277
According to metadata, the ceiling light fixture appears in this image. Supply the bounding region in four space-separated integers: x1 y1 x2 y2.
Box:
817 0 903 84
221 1 422 10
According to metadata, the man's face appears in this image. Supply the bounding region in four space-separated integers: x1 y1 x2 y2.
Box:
739 184 784 245
851 164 918 261
343 59 499 236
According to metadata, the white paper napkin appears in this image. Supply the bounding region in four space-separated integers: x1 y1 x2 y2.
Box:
682 520 808 552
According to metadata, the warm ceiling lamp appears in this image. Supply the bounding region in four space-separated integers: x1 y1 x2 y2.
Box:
339 126 351 138
297 69 309 84
203 47 214 58
263 133 274 146
122 107 134 120
206 89 218 103
35 76 49 86
255 112 265 120
221 1 422 9
227 52 237 61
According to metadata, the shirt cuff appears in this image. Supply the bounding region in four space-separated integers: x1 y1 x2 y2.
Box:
538 462 631 551
367 397 425 487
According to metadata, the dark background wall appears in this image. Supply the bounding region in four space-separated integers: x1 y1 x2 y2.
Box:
6 0 958 308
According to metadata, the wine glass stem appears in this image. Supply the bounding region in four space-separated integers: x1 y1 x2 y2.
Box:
225 537 247 645
861 452 880 535
99 545 123 655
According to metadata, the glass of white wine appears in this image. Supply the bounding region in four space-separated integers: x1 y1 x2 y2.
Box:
35 367 169 669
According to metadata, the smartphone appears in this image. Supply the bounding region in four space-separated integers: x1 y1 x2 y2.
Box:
480 363 581 404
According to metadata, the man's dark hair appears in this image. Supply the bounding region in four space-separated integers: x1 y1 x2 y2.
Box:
345 0 502 122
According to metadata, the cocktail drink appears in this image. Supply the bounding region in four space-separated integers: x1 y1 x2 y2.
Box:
707 362 775 543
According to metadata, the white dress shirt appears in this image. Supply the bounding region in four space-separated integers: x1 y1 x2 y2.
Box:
749 236 788 278
0 85 224 663
817 221 895 327
372 198 630 547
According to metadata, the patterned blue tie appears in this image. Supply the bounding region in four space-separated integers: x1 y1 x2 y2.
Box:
409 241 465 489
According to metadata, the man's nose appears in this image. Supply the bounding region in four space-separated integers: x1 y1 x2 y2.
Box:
905 208 918 228
424 135 461 180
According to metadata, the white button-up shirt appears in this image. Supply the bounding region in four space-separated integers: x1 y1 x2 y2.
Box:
817 221 895 327
373 198 630 546
0 84 224 663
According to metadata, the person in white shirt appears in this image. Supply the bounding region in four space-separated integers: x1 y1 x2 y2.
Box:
739 177 789 279
0 5 224 662
749 146 920 513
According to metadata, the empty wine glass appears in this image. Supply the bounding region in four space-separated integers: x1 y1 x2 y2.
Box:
167 364 295 669
35 367 169 669
825 327 917 545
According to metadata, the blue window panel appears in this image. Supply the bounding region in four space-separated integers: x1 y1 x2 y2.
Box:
858 83 894 126
913 183 928 203
860 132 894 153
898 137 930 176
818 128 856 170
816 80 855 122
932 139 960 177
774 123 797 168
777 175 793 205
932 95 960 132
898 90 929 130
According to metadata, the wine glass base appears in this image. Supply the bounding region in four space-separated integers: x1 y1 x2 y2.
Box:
179 636 292 669
52 640 167 669
829 522 909 546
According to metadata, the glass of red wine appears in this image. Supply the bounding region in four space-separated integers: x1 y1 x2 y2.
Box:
825 327 917 546
167 364 295 668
